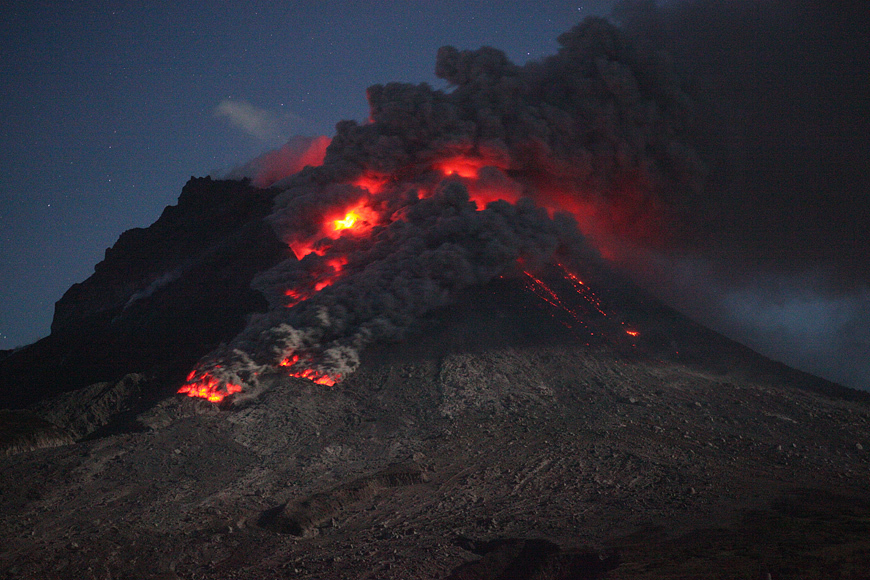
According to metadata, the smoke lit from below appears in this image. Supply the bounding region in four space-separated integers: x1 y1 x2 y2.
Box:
178 9 870 402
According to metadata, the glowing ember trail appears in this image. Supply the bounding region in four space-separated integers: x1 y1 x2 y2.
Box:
522 270 580 325
518 261 643 346
556 263 608 317
279 355 340 386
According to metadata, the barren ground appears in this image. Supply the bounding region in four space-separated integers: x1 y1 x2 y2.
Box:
2 283 869 579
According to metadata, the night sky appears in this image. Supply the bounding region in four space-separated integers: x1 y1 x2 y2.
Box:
2 1 868 390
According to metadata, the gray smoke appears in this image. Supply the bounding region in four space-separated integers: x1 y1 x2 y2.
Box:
608 0 870 389
188 16 710 396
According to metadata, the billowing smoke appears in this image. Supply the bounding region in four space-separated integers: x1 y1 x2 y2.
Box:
182 16 707 401
183 4 869 400
609 0 870 389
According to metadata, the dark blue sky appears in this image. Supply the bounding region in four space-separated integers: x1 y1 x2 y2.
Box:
2 1 868 390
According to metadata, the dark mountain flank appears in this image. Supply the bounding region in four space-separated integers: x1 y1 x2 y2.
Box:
0 177 289 409
1 195 868 577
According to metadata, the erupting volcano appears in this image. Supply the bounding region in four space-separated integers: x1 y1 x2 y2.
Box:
177 17 697 404
3 11 870 580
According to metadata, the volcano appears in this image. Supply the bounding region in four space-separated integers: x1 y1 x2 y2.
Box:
2 17 870 580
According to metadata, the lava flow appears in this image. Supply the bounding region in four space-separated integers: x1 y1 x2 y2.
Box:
180 150 641 402
280 355 339 386
174 17 695 403
178 369 242 403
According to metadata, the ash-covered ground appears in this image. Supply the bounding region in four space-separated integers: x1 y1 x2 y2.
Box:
2 278 869 579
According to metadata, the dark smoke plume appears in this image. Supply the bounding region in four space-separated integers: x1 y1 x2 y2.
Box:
190 5 869 396
614 0 870 274
609 0 870 389
188 16 709 398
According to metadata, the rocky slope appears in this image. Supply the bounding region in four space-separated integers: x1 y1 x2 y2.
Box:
2 277 868 579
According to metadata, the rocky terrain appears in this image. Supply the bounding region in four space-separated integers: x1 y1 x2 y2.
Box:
2 276 869 579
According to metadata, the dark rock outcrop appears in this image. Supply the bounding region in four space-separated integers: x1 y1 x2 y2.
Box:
0 410 74 456
0 177 290 409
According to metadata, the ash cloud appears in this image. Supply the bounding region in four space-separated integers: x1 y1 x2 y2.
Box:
199 179 585 391
612 0 870 280
607 0 870 389
195 7 868 395
215 99 290 142
193 16 707 395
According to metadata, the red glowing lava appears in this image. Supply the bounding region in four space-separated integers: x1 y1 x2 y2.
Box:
353 172 390 194
183 149 651 403
436 157 486 179
332 203 377 234
279 355 340 386
284 287 308 308
178 370 242 403
289 201 380 260
313 257 348 292
289 240 327 261
433 155 522 209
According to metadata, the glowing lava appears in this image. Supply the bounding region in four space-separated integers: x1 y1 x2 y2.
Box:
289 201 380 261
182 150 644 403
352 172 390 194
279 355 340 386
436 157 487 179
332 203 377 234
178 370 242 403
334 212 359 230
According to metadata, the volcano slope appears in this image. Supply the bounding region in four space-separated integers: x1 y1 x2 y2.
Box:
2 266 870 580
